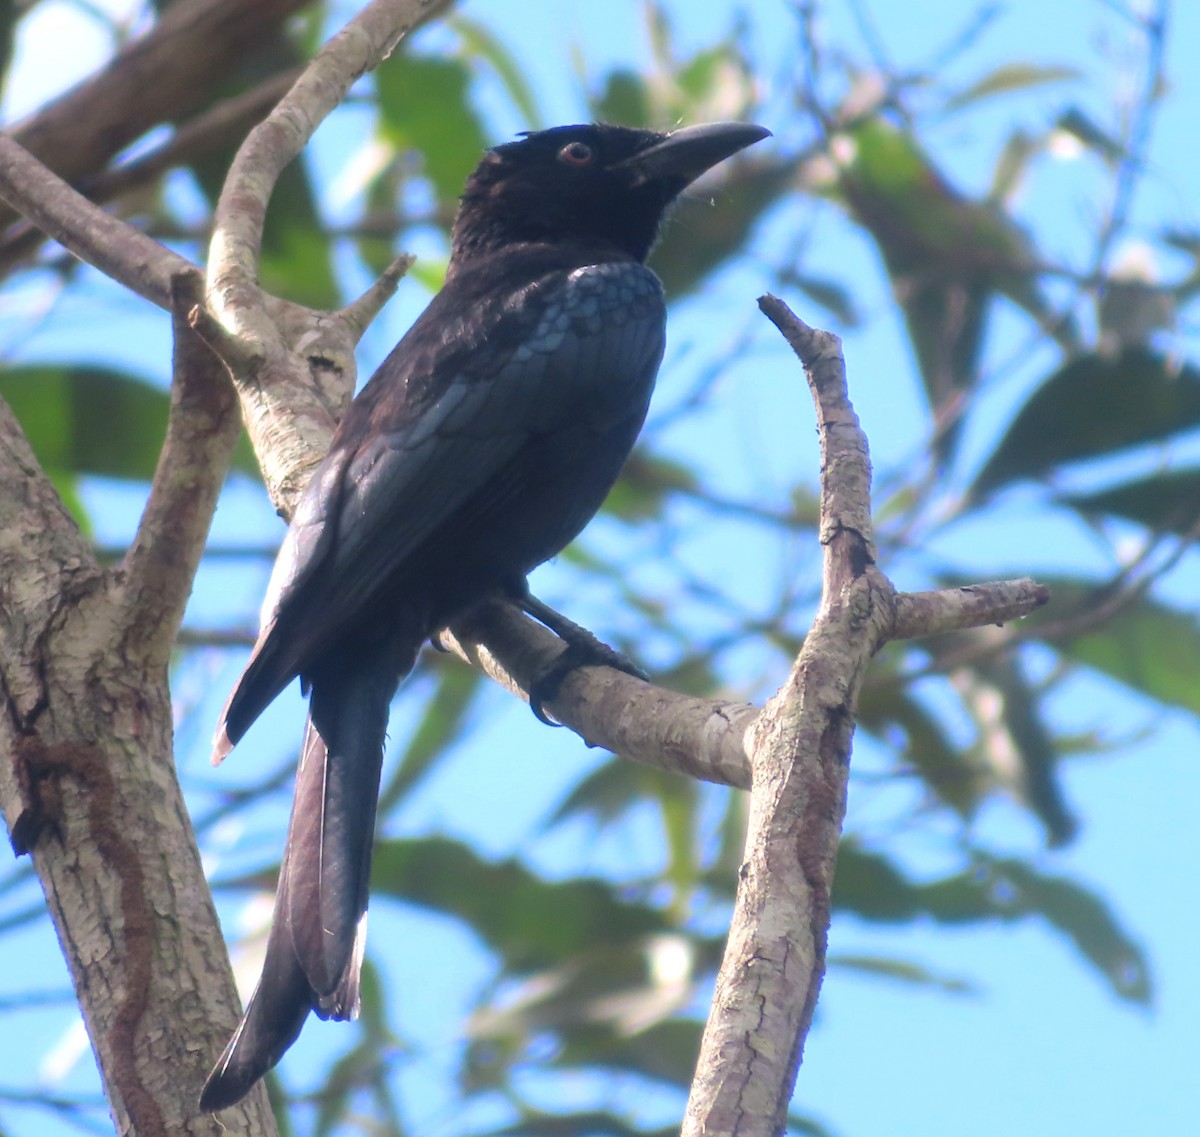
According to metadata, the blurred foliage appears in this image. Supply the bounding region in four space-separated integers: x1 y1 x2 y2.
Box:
0 0 1194 1134
972 348 1200 498
0 365 260 528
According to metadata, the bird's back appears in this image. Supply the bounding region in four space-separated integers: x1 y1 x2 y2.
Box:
219 250 666 751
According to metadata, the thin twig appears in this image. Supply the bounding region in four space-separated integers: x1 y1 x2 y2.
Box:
1090 0 1169 276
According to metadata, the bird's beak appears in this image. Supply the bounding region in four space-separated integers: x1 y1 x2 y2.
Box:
618 121 771 187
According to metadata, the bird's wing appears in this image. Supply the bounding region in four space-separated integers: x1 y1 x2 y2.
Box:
217 260 665 749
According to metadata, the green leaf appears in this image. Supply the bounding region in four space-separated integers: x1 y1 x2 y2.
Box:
1028 580 1200 715
0 365 255 483
783 272 862 327
370 837 667 971
604 452 701 521
1163 228 1200 261
675 44 737 104
986 857 1151 1004
833 845 1151 1002
469 931 716 1043
459 931 715 1098
311 959 403 1137
957 647 1077 846
258 155 339 310
1056 106 1127 163
971 348 1200 496
591 69 652 128
944 63 1080 112
997 687 1078 847
857 682 984 818
828 952 977 994
989 127 1041 204
656 772 700 916
356 162 408 277
407 255 449 294
546 756 648 829
376 55 488 208
1061 468 1200 535
834 119 1025 272
831 844 919 922
1 365 168 482
555 1017 703 1089
832 118 1067 454
450 14 543 127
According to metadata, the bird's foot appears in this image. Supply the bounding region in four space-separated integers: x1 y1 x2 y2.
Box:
508 583 648 725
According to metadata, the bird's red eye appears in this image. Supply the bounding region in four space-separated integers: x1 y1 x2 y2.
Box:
558 141 594 166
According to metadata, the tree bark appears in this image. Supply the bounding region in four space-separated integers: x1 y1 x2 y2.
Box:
680 301 1047 1137
0 369 276 1134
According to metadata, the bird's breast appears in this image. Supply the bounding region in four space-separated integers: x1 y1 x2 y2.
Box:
507 262 666 434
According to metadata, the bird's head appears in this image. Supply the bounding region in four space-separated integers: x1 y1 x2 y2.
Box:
450 121 770 266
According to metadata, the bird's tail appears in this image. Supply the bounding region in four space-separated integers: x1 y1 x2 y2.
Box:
211 617 305 765
200 651 408 1111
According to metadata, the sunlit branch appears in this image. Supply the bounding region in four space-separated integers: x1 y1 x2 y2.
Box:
0 134 192 309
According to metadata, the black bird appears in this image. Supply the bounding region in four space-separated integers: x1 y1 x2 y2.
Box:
200 120 769 1111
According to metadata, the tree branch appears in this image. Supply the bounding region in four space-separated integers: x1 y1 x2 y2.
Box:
117 271 244 668
442 600 758 790
892 578 1049 640
0 133 192 309
0 402 99 730
204 0 448 511
681 297 1050 1137
683 302 885 1137
0 397 272 1135
2 0 314 231
0 68 302 280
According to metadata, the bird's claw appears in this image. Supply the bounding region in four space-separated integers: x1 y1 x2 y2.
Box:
508 584 648 724
527 637 648 725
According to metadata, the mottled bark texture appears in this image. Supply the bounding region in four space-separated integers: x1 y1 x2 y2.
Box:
0 302 266 1134
680 300 1047 1137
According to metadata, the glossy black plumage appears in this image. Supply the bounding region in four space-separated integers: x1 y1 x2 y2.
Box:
200 120 769 1112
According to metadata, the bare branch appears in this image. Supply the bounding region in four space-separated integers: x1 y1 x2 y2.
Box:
0 69 301 280
205 0 448 512
894 514 1198 685
683 298 1050 1137
340 253 417 338
0 401 99 730
442 600 756 790
3 0 313 230
0 134 192 309
683 301 885 1137
892 579 1050 640
117 272 244 668
0 397 274 1136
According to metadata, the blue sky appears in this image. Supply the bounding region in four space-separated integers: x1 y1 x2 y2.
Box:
2 2 1199 1135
